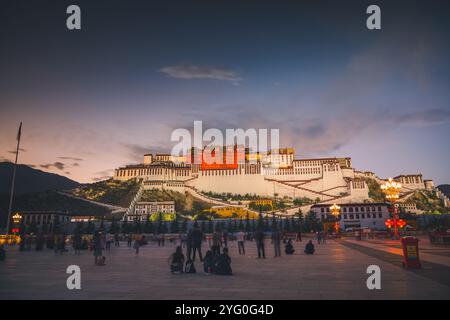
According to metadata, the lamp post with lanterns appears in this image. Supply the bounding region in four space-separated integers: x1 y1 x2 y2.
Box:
381 178 402 240
11 213 22 234
329 203 341 234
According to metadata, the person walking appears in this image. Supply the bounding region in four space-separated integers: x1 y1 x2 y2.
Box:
271 227 282 257
255 228 266 259
236 230 246 255
191 225 203 262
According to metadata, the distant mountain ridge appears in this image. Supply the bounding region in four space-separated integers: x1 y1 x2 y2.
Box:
0 162 80 195
437 184 450 198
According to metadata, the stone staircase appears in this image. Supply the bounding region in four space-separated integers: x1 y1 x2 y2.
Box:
123 179 145 220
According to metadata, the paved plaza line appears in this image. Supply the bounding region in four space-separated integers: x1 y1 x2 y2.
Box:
343 239 450 268
339 240 450 288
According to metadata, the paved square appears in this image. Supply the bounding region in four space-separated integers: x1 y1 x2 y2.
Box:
1 236 450 299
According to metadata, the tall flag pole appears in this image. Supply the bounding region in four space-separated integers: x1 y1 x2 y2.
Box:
6 122 22 234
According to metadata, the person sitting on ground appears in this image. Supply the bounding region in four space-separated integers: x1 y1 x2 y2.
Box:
215 247 232 275
184 258 196 274
169 246 185 274
304 240 315 255
285 238 295 255
203 250 215 275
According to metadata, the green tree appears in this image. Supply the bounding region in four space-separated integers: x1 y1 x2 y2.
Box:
121 219 131 234
238 219 244 231
200 220 206 232
181 219 188 233
171 215 180 233
109 217 119 234
207 220 214 233
134 220 142 234
85 220 95 234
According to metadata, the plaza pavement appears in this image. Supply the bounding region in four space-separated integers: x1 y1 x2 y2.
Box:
1 236 450 300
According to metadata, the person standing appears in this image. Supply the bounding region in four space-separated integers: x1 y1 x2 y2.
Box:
73 233 82 255
127 234 133 247
114 233 120 247
271 227 282 257
236 230 246 255
93 231 103 265
133 237 140 255
212 228 222 256
222 229 229 248
255 228 266 259
106 233 112 251
191 225 203 262
296 231 302 242
185 229 193 260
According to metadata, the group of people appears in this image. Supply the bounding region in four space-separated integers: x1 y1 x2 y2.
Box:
169 245 232 276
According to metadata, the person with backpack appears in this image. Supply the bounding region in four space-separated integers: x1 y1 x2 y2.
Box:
169 246 185 274
215 247 232 275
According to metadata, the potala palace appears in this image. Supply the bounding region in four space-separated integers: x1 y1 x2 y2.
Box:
113 147 437 218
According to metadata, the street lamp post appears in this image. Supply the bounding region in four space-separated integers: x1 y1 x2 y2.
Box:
329 203 341 234
381 178 402 240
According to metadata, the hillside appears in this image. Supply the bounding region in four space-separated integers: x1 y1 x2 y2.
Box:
0 162 79 195
71 178 141 208
140 188 212 215
0 191 111 226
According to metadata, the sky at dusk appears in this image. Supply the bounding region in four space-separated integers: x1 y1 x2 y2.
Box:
0 0 449 184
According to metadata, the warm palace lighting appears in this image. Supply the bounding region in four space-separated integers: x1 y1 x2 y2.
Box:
329 204 341 216
381 178 402 201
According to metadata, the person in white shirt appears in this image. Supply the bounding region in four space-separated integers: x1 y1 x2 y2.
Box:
236 231 246 255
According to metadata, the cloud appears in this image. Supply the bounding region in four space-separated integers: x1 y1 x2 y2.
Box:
159 65 242 84
122 143 170 162
40 162 65 170
395 108 450 126
58 156 84 161
72 162 80 167
8 148 26 154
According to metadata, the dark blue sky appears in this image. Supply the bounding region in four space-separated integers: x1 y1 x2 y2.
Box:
1 0 449 183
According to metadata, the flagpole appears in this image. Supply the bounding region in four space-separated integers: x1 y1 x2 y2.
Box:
6 122 22 235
